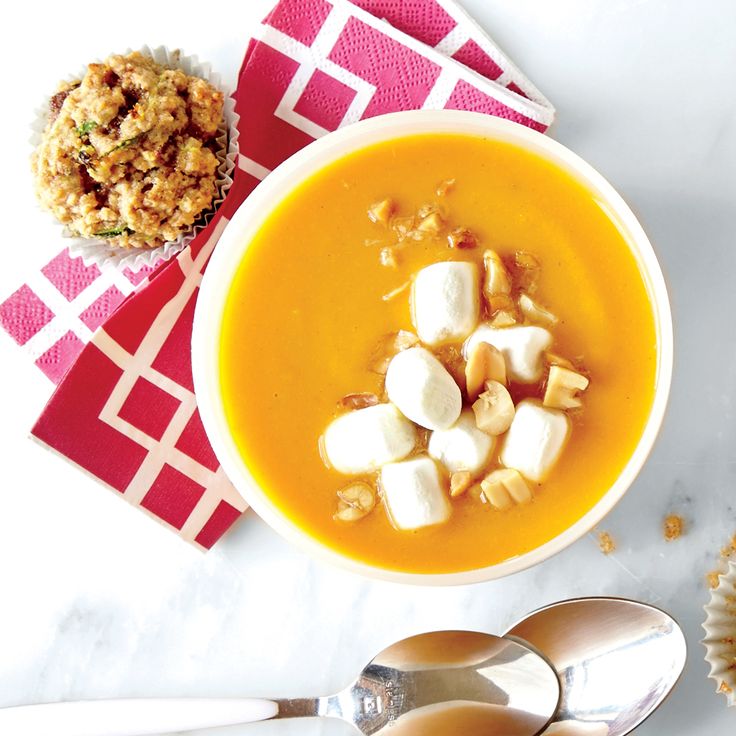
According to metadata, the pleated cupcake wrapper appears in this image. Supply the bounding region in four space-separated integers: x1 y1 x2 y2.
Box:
703 560 736 705
29 45 239 272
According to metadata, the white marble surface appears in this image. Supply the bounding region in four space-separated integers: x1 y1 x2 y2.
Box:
1 0 735 733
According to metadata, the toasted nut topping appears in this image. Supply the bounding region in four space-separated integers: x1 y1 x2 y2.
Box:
543 365 589 410
519 293 558 326
334 482 376 522
369 331 420 374
472 380 515 435
417 212 444 234
380 246 398 268
513 251 541 293
395 330 420 351
418 203 439 218
436 178 456 197
490 310 518 328
544 351 576 370
368 198 394 225
465 342 507 401
481 468 532 510
483 249 511 292
338 392 379 411
448 227 478 249
434 343 467 394
468 482 486 502
515 250 540 270
450 470 473 498
391 215 417 241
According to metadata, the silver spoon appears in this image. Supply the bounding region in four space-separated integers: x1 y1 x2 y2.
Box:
504 597 687 736
0 630 560 736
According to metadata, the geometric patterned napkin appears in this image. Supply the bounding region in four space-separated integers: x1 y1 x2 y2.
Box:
1 0 554 549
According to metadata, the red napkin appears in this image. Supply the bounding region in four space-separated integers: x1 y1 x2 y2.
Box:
1 0 554 548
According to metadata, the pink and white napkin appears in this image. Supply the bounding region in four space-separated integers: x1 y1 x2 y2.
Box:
0 0 554 549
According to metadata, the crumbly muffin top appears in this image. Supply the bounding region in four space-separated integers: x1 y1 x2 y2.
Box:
32 51 225 249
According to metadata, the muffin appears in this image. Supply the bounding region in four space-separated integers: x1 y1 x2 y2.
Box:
32 51 225 250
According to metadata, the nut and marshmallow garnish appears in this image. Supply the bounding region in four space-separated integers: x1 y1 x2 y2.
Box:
464 325 552 383
323 193 593 530
385 346 462 431
411 261 479 345
428 409 495 474
381 457 452 530
481 468 532 510
500 400 571 483
322 403 416 474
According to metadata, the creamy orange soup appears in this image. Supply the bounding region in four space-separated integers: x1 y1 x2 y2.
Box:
220 133 656 573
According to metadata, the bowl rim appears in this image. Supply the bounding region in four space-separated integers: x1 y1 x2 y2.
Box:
192 109 673 586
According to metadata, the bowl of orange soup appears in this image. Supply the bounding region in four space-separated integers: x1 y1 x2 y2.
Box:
192 110 672 584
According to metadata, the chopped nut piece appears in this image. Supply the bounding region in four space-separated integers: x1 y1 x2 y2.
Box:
368 198 394 225
597 531 616 555
448 227 478 249
544 351 576 370
519 293 558 326
481 468 531 510
543 365 590 410
664 514 685 541
369 331 420 375
380 246 398 268
707 571 722 589
465 341 507 401
417 212 444 234
484 249 511 293
513 251 541 293
436 178 456 197
467 482 486 502
718 681 733 695
450 470 473 498
434 344 467 395
334 481 376 522
382 280 411 302
338 392 379 411
395 330 420 351
472 380 515 436
418 203 439 218
391 215 417 241
482 249 512 313
490 310 517 328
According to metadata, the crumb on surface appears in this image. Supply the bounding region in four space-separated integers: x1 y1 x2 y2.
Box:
707 571 722 589
718 681 733 694
664 513 684 541
597 530 616 555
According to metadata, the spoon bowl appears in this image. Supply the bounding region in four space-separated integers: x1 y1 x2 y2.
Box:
0 630 559 736
504 597 687 736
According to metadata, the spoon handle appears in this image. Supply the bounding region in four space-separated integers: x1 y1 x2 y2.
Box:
0 698 283 736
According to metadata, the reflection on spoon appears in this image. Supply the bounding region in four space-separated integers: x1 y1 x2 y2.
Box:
504 597 687 736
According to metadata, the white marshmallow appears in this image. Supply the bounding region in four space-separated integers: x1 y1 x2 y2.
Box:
411 261 479 345
500 400 571 483
464 325 552 383
323 403 416 474
385 346 462 431
428 410 495 474
381 456 452 531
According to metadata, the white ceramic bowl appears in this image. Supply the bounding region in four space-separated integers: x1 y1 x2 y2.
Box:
192 110 673 585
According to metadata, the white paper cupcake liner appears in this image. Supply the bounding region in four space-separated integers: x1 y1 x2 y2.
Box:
703 560 736 705
30 45 239 272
